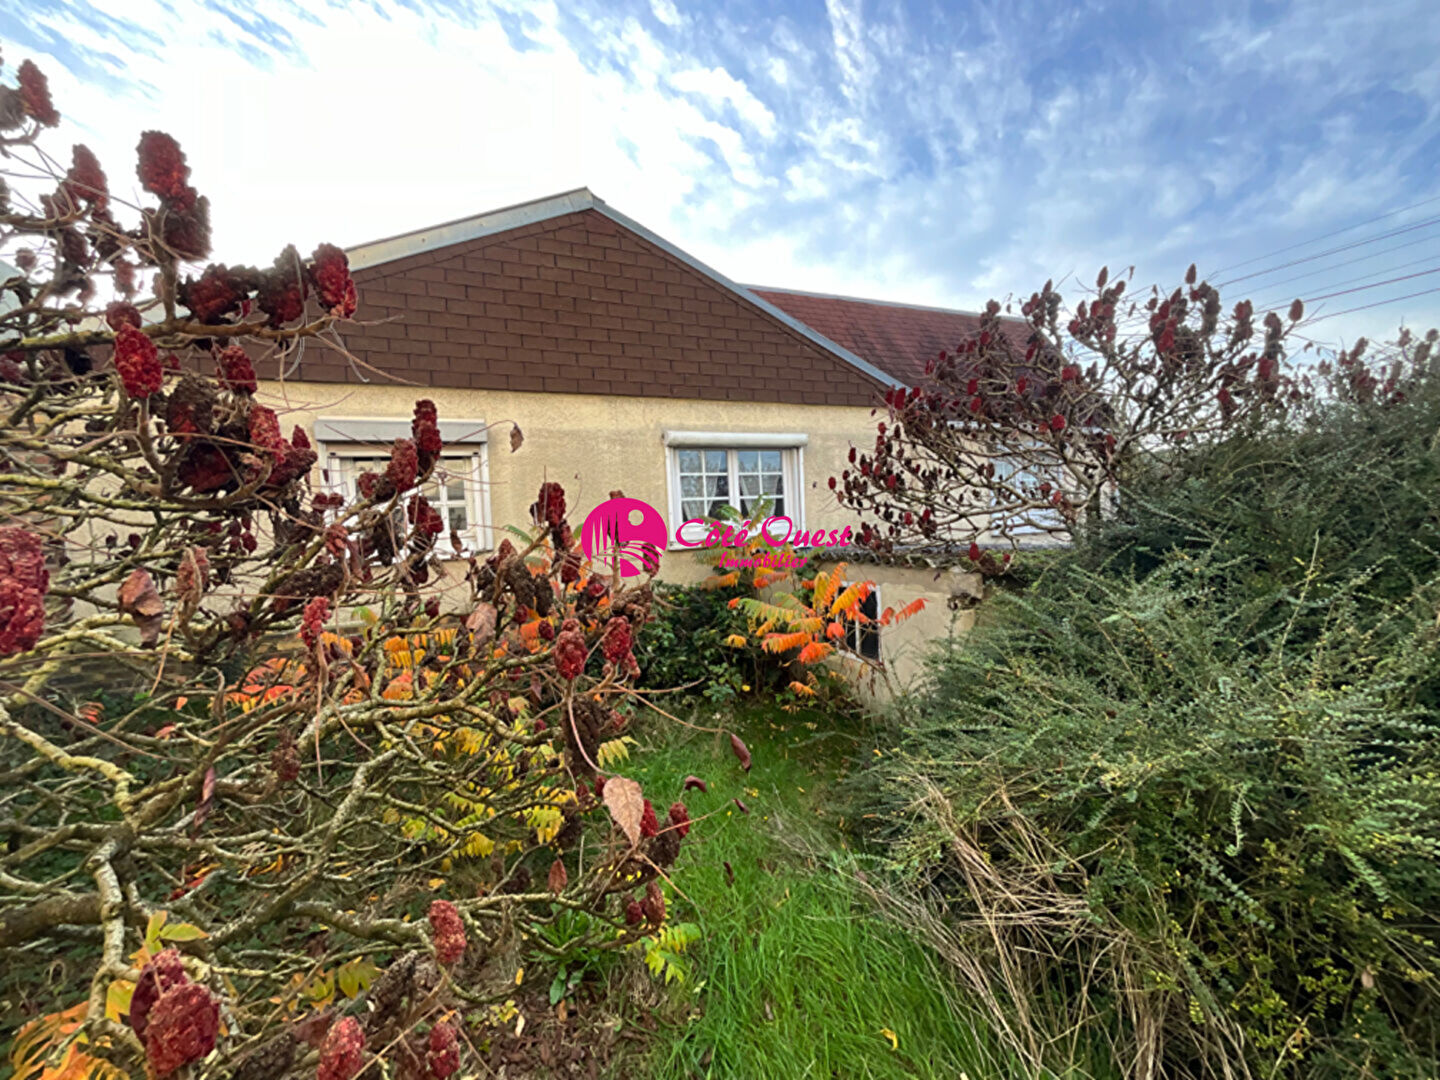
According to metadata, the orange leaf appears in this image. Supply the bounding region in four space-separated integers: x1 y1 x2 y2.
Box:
831 581 872 617
893 597 928 623
798 641 833 664
788 680 818 697
762 632 811 654
825 621 846 640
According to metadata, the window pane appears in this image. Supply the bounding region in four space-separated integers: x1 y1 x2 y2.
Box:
682 499 706 520
677 450 702 473
680 475 702 497
447 506 467 533
759 450 782 471
707 498 728 517
738 474 761 497
446 479 465 504
703 450 728 472
762 474 783 495
705 475 729 498
735 450 758 472
772 497 785 517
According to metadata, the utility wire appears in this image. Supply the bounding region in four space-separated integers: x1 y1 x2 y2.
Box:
1298 266 1440 303
1210 192 1440 276
1218 215 1440 288
1252 252 1440 312
1243 233 1440 298
1304 285 1440 325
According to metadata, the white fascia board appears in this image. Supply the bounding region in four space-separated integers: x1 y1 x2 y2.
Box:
346 189 597 272
663 430 809 448
315 417 488 445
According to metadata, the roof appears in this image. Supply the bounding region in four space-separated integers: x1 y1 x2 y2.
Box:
345 189 903 391
750 286 1028 386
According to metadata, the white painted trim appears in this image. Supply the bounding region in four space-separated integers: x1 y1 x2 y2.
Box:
343 189 904 391
346 189 596 272
317 423 494 552
315 417 489 446
663 430 809 448
664 443 805 550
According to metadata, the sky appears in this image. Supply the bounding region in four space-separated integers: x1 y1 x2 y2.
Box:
4 0 1440 348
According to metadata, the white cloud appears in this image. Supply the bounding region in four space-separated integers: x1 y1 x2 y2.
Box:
649 0 684 29
4 0 1438 351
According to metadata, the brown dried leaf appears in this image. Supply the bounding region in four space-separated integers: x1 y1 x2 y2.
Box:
547 858 567 895
729 733 751 772
733 798 749 814
602 776 644 848
192 765 215 833
682 775 708 793
118 568 165 646
723 861 734 887
465 602 497 644
509 423 524 453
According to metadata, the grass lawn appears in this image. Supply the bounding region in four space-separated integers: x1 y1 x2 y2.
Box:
624 702 1004 1080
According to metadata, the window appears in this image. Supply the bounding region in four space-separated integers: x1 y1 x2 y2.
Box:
663 433 807 548
676 448 788 520
316 418 492 553
845 587 881 661
991 453 1066 537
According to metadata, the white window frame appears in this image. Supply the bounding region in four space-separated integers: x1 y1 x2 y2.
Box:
844 582 882 662
663 431 808 549
315 417 493 553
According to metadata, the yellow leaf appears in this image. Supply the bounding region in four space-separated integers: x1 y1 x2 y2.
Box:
515 967 525 986
723 634 749 648
427 877 446 890
880 1027 899 1051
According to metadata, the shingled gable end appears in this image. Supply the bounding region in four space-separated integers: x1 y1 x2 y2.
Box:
289 189 897 407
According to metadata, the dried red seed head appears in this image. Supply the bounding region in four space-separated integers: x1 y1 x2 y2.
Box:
143 981 218 1076
428 900 467 965
426 1021 461 1079
317 1016 366 1080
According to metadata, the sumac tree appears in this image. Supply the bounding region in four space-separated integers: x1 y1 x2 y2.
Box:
832 266 1307 559
0 56 716 1080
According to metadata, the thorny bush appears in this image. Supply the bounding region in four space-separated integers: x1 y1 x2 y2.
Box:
0 55 744 1080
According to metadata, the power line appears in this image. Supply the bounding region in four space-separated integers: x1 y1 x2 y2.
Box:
1254 252 1440 312
1209 191 1440 277
1243 233 1440 299
1218 215 1440 288
1299 265 1440 304
1304 284 1440 325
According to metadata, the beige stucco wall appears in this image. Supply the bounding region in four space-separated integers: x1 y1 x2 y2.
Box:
259 379 970 697
259 378 872 557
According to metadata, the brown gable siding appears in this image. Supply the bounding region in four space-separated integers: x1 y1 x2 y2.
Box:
292 210 885 407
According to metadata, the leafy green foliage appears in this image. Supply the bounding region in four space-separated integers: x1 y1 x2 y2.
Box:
857 360 1440 1078
634 583 762 702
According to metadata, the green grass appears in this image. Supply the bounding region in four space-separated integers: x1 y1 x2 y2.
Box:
625 704 1004 1080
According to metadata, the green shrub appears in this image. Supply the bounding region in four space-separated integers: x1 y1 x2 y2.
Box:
635 583 756 703
861 556 1440 1077
856 369 1440 1078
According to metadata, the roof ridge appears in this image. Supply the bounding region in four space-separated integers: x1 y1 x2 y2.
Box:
748 284 1011 321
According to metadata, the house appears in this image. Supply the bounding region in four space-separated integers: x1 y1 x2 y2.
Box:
265 188 986 690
